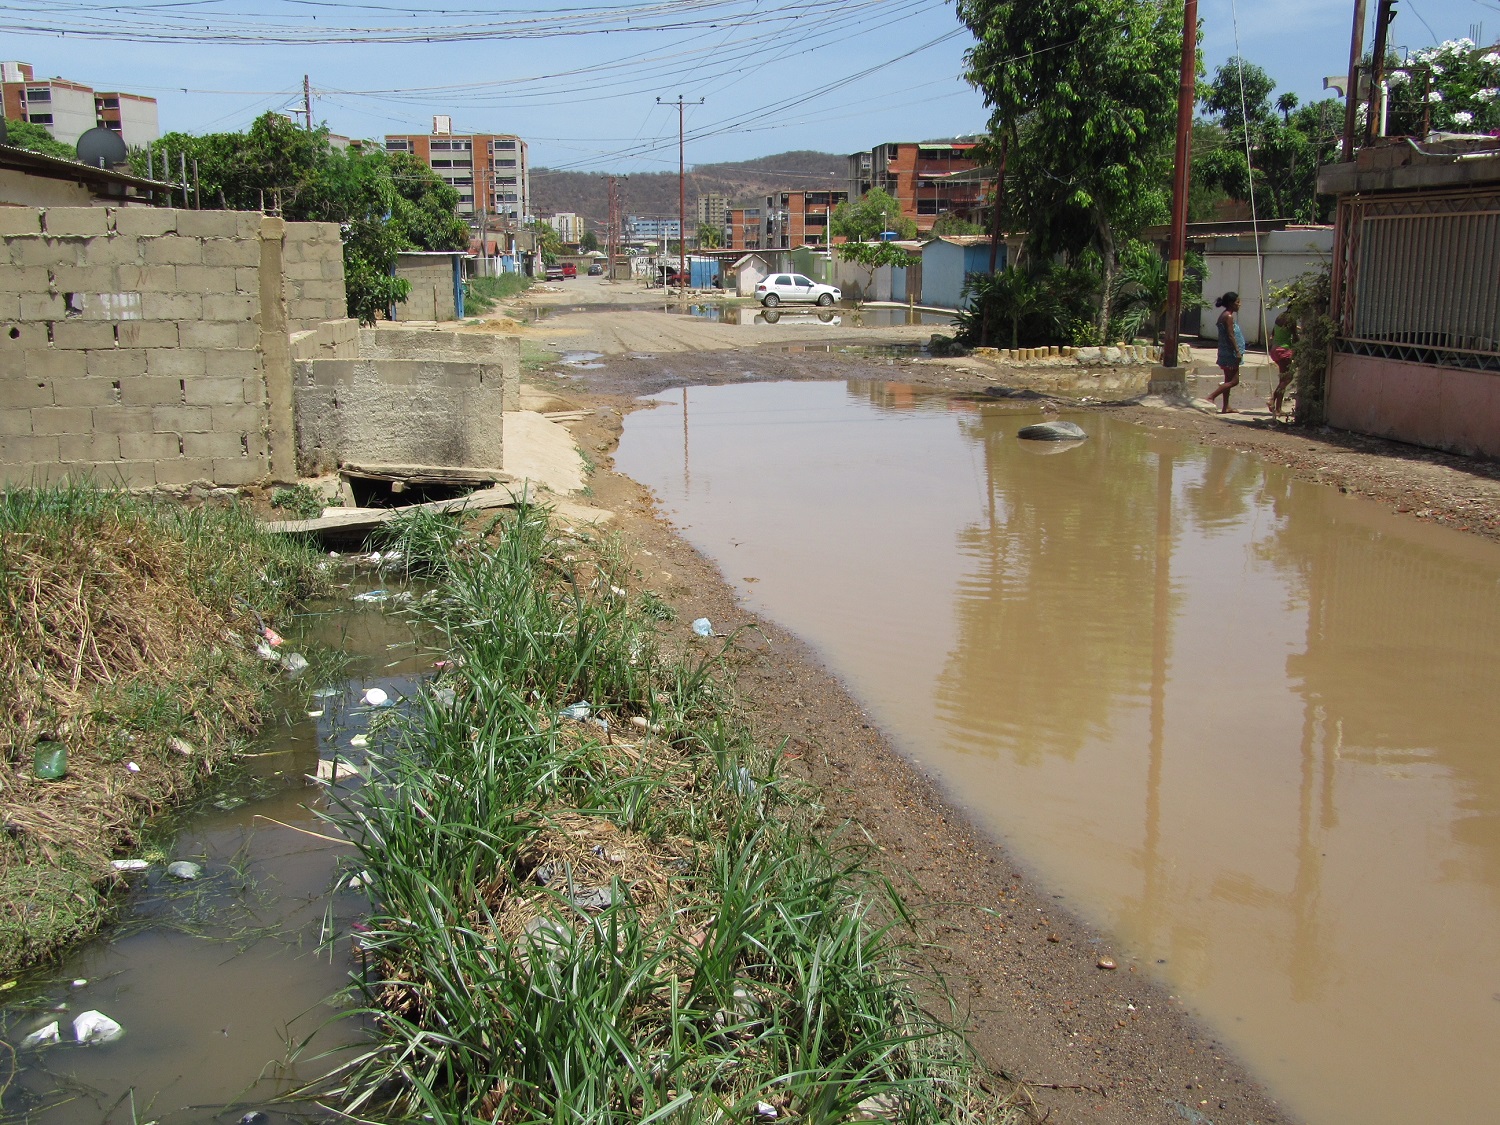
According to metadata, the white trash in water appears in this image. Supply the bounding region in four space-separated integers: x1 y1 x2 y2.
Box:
691 618 713 637
433 687 457 708
314 758 362 783
282 652 309 676
166 861 203 880
73 1010 124 1044
362 687 389 707
111 859 148 872
70 978 87 988
255 642 279 662
349 734 369 747
21 1022 60 1049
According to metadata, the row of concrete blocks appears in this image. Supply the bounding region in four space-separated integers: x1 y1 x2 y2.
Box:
2 365 265 406
1 425 267 490
970 344 1085 361
1 451 263 489
968 343 1195 366
4 232 341 274
1 318 263 355
0 206 341 244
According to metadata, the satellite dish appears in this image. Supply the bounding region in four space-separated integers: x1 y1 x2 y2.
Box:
76 126 129 169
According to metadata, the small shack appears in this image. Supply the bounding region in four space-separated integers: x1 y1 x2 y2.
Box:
392 251 466 321
920 236 1004 310
1197 225 1334 346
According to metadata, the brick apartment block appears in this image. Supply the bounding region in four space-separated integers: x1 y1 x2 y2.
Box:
846 140 993 232
384 116 529 224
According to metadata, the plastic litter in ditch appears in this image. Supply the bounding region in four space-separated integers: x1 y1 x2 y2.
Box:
166 861 202 880
691 617 714 637
72 1011 124 1045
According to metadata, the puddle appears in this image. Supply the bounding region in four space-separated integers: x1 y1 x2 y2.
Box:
673 303 954 329
2 566 433 1123
559 351 606 369
616 379 1500 1125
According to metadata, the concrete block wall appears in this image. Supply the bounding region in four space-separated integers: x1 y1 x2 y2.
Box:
0 207 276 487
290 318 360 362
357 326 520 407
282 223 348 332
293 357 508 475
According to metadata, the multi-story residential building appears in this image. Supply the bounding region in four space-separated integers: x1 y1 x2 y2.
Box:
726 206 763 251
384 117 529 224
544 213 585 243
696 192 727 231
2 61 158 149
762 190 848 249
846 139 991 232
625 216 681 243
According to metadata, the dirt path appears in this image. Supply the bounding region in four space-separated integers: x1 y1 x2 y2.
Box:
484 283 1500 1124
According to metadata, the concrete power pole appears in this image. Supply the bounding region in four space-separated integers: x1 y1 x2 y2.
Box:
1341 0 1369 160
1366 0 1398 143
607 176 618 282
658 95 703 292
303 75 312 130
1162 0 1199 369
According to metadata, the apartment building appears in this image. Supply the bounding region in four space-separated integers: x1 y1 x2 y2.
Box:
544 213 585 243
2 61 159 148
726 206 763 251
696 192 727 230
846 139 991 232
763 190 848 249
384 117 529 224
625 216 681 243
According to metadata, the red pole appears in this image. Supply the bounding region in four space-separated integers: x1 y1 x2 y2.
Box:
1163 0 1199 369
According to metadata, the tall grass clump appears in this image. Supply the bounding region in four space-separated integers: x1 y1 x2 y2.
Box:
322 503 1022 1123
0 482 328 971
466 272 534 314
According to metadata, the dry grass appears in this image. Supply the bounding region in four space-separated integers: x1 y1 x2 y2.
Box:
0 485 326 972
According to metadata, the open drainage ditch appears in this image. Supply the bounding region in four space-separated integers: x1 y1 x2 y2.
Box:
1 560 429 1125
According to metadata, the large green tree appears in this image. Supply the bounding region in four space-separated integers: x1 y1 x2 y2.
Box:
957 0 1181 330
1195 58 1341 223
830 188 917 242
2 117 77 160
129 114 466 323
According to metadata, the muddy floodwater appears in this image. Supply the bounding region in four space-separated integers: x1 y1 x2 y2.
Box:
615 380 1500 1125
3 573 425 1124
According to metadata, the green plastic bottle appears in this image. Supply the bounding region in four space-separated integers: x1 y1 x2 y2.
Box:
33 742 67 781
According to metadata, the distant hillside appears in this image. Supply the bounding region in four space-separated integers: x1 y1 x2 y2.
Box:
531 150 846 230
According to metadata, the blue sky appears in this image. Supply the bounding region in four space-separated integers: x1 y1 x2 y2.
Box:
2 0 1493 171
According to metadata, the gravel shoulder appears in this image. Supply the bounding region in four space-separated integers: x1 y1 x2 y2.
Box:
484 282 1500 1123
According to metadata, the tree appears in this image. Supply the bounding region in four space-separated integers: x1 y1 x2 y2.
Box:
957 0 1181 330
3 118 77 160
830 188 917 242
931 214 984 236
527 220 563 264
696 222 723 249
1195 58 1341 223
1385 40 1500 136
1110 239 1205 342
579 230 600 253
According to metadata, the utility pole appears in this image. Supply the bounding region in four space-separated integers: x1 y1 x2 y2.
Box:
1341 0 1369 160
1162 0 1199 368
1365 0 1397 144
658 95 703 292
606 175 618 282
303 75 313 130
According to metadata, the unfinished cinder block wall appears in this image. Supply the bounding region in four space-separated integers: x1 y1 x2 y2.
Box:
0 206 348 488
293 328 518 475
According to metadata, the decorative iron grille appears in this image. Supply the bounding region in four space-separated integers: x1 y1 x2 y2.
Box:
1333 189 1500 372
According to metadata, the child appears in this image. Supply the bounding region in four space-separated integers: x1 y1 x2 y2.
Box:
1267 309 1298 421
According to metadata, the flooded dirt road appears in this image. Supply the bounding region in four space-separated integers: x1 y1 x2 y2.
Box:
615 379 1500 1125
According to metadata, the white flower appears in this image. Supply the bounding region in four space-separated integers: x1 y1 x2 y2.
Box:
1389 69 1410 84
1427 90 1444 103
1453 110 1474 125
1476 87 1499 102
1483 52 1500 65
1451 37 1476 50
1430 63 1445 76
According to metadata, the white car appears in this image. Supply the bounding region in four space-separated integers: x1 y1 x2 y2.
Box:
756 273 841 307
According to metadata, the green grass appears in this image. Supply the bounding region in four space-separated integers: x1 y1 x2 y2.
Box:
466 273 535 314
0 482 329 973
271 483 328 520
312 502 1021 1123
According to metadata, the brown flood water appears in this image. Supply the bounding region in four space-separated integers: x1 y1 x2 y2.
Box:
615 380 1500 1125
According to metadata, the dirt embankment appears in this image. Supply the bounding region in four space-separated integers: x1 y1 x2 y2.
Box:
498 284 1500 1124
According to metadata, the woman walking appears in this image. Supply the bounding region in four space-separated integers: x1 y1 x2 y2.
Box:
1206 291 1245 414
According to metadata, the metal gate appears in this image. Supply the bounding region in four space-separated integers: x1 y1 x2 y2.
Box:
1333 188 1500 371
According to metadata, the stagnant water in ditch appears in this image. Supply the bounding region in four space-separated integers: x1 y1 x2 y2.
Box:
614 379 1500 1125
1 566 428 1125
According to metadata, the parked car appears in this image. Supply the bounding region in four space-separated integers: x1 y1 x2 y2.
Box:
544 264 564 281
561 262 577 278
587 263 603 276
756 273 840 307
